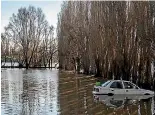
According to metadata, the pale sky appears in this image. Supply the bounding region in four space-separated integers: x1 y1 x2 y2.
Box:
1 1 63 37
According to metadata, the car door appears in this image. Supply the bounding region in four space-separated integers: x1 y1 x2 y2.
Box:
123 81 138 95
109 81 125 94
131 83 144 95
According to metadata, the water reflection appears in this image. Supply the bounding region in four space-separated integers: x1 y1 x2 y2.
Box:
1 69 59 115
93 94 154 108
1 69 155 115
93 94 155 114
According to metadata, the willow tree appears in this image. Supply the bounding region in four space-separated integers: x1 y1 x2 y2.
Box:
1 6 58 68
2 6 56 68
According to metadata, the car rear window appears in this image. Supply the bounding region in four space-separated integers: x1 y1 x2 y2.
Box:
124 82 134 89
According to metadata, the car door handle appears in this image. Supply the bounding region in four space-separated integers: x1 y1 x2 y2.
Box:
111 89 114 91
126 90 128 92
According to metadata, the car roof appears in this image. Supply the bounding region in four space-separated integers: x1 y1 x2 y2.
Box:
107 80 131 82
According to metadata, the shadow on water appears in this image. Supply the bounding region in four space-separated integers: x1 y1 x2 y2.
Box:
1 69 155 115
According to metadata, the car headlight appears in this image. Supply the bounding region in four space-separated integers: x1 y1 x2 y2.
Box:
94 88 99 92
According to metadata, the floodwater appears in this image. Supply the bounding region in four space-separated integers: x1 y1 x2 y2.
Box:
1 62 19 67
1 69 155 115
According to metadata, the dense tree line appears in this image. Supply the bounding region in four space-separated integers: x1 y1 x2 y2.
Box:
1 6 57 68
57 1 155 88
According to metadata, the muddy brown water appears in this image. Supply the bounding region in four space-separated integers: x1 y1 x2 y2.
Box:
1 69 155 115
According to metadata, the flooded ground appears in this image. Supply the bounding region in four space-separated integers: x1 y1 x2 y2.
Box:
1 69 155 115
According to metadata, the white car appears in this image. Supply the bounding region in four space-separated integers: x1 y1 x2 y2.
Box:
93 80 154 95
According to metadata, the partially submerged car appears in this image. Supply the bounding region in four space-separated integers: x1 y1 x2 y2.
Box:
93 80 154 95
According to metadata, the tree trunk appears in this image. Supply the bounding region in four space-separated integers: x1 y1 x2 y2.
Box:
95 59 102 77
50 56 53 69
76 57 80 74
25 58 29 69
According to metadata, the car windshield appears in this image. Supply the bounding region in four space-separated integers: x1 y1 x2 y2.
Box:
102 81 111 87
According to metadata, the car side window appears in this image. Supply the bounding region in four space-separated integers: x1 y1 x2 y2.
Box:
124 82 134 89
110 82 123 89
